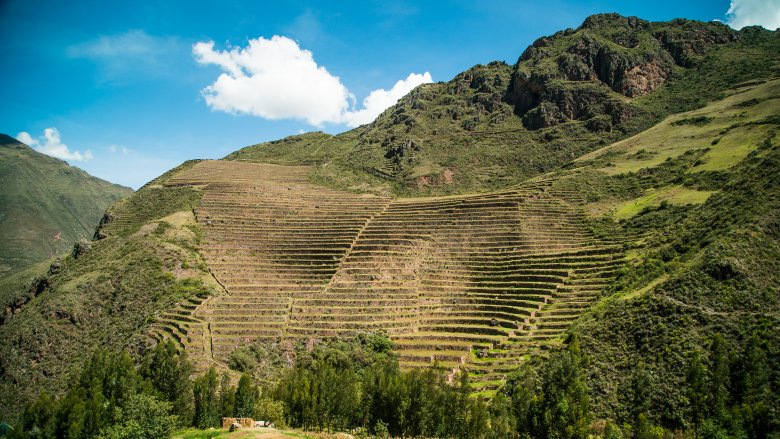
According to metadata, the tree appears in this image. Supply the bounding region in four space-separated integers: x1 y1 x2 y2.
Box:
219 372 235 419
96 393 178 439
534 333 591 439
234 374 257 418
505 363 536 436
686 350 708 428
735 335 772 438
631 362 652 423
709 334 731 424
19 391 56 438
254 396 285 427
140 340 194 426
192 367 220 428
53 391 86 439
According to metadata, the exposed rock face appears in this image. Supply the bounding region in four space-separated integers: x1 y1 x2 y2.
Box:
505 13 739 129
652 18 739 67
623 59 669 96
93 212 113 240
71 240 92 259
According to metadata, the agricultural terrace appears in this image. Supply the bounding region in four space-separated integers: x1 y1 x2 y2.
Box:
155 160 624 395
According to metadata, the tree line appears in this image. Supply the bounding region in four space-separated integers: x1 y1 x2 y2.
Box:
9 341 282 439
7 332 777 438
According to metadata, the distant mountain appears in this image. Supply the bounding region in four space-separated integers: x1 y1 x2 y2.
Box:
0 134 132 276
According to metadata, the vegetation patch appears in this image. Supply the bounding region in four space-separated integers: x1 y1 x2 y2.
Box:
611 186 714 220
671 115 714 126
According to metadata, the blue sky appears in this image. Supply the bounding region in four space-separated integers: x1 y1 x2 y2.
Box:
1 0 773 189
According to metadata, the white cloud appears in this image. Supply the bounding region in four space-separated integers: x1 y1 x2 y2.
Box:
17 128 93 162
193 36 432 127
341 72 432 127
16 132 35 145
726 0 780 30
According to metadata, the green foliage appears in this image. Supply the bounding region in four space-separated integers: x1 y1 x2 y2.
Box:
192 367 220 429
18 392 57 439
233 374 258 418
253 397 285 428
13 346 194 438
96 393 178 439
153 221 173 235
218 372 235 420
274 335 491 437
140 340 194 426
671 115 714 126
686 350 708 427
11 349 147 439
228 350 257 372
0 180 211 418
502 334 591 439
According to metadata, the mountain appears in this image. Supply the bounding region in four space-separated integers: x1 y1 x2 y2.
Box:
0 14 778 434
0 134 132 295
228 14 776 196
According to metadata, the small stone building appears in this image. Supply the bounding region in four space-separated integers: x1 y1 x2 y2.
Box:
221 417 255 429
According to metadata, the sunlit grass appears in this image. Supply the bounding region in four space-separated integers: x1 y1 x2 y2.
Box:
611 185 714 220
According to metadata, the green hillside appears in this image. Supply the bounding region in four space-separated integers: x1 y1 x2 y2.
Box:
1 13 779 438
0 134 132 276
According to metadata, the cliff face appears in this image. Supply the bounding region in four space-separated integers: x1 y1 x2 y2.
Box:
505 14 739 129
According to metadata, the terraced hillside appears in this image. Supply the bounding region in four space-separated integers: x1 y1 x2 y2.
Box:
155 160 623 394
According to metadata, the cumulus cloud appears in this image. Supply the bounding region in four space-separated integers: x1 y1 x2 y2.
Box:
342 72 432 127
16 132 35 146
17 128 93 162
726 0 780 30
193 36 432 127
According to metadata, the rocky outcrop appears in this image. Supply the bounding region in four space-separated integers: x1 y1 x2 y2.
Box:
93 211 113 240
652 18 739 67
519 80 633 130
1 275 49 326
72 240 92 259
505 13 739 129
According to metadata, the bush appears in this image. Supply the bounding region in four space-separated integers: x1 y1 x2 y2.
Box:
254 397 285 428
96 394 177 439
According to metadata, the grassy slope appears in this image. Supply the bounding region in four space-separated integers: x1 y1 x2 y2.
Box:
0 160 220 417
546 78 780 425
572 79 780 220
0 135 132 274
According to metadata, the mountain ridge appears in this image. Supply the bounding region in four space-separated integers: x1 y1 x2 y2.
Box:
227 15 777 197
